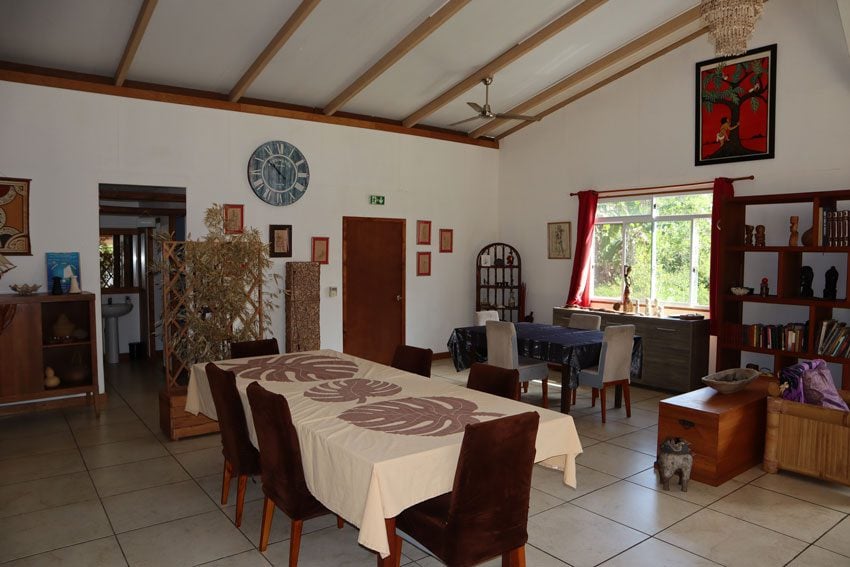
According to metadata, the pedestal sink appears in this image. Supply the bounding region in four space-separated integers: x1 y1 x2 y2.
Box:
102 301 133 364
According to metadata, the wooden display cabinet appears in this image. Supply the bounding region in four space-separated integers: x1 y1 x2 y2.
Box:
476 242 524 323
716 190 850 388
0 292 100 413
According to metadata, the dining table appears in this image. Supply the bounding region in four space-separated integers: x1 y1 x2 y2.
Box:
185 349 582 565
447 322 643 413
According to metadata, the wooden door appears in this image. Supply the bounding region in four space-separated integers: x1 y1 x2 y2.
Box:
343 217 405 364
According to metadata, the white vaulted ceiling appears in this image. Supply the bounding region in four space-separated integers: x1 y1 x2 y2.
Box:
0 0 705 144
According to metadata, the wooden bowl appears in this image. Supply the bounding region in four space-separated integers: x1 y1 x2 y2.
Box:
10 284 41 296
702 368 760 394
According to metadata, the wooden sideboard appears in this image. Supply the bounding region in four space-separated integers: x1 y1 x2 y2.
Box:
553 307 710 392
0 292 100 413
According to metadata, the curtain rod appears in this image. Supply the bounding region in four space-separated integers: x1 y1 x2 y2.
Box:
570 175 754 197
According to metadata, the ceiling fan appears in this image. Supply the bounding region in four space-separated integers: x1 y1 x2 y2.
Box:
449 77 540 127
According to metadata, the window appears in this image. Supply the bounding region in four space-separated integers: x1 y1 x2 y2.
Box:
591 192 712 307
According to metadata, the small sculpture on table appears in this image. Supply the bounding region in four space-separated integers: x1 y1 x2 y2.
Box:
824 266 839 300
622 265 633 313
789 216 799 246
657 437 693 492
755 225 766 247
800 266 814 298
744 225 754 246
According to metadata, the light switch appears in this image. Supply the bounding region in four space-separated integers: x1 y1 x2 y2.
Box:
328 286 338 297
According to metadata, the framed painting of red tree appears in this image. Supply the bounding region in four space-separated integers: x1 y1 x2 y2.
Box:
695 44 776 166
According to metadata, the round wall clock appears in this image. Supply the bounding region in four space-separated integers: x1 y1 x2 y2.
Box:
247 140 310 206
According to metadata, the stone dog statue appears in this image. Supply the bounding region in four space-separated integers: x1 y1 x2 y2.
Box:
657 437 693 492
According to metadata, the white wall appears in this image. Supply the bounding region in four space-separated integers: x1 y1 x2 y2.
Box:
498 0 850 323
0 83 499 393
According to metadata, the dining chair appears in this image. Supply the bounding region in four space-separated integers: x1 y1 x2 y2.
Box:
246 382 343 562
485 320 550 408
474 310 499 326
390 344 433 378
574 324 635 423
395 411 540 567
466 362 520 401
230 338 280 359
204 363 261 528
568 313 601 330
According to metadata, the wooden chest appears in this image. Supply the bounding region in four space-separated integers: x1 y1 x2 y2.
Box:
657 379 770 486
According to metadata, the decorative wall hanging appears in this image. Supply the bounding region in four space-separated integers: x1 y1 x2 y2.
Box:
311 237 329 264
0 177 31 255
695 44 776 166
416 220 431 245
285 261 320 352
547 222 571 259
247 140 310 206
417 251 431 276
269 224 292 258
223 204 244 234
439 229 453 253
45 252 80 294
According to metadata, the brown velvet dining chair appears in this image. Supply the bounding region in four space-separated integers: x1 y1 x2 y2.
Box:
230 338 280 359
465 362 520 401
390 344 433 377
394 411 540 567
246 382 343 564
204 363 261 528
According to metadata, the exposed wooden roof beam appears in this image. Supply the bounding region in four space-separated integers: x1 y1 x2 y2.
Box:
401 0 607 128
324 0 470 116
497 28 708 140
114 0 158 86
470 5 701 139
838 0 850 59
229 0 321 102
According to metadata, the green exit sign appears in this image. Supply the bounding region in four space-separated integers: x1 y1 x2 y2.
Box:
369 195 385 205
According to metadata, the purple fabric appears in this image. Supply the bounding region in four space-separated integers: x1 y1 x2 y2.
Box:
779 359 849 411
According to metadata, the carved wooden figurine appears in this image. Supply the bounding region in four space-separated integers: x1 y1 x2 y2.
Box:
789 216 799 246
745 224 754 246
755 225 766 247
622 265 632 312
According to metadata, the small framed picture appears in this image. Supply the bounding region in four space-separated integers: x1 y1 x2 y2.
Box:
547 221 571 259
223 204 244 234
480 253 492 267
439 229 453 253
416 220 431 245
311 237 329 264
417 251 431 276
269 225 292 258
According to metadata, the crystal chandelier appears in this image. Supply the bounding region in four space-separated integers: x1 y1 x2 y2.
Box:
700 0 765 57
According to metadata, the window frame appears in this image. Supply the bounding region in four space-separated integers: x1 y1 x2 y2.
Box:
590 191 712 308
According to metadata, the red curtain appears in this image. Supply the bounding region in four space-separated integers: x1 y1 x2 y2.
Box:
566 190 599 307
709 178 735 334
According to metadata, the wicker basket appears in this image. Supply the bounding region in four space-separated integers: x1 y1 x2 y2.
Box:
764 382 850 486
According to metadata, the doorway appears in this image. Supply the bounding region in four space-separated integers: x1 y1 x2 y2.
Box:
342 217 405 364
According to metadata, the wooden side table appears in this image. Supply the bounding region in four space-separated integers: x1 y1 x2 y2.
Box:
657 378 771 486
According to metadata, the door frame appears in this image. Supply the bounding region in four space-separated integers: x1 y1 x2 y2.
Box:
342 216 406 356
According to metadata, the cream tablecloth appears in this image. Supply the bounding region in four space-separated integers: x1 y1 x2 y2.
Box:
186 349 582 558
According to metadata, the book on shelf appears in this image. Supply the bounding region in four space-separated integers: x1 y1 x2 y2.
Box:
741 322 808 352
823 208 849 247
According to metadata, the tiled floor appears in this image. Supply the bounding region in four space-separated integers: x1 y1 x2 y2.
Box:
1 358 849 566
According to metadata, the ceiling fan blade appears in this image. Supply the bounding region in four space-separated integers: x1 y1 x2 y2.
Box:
467 102 484 113
495 112 540 122
448 115 485 127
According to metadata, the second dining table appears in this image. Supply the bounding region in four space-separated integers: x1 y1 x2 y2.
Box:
185 349 582 565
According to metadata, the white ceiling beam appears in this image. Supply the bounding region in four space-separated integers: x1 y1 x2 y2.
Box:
114 0 158 86
323 0 471 116
229 0 321 103
838 0 850 59
497 28 708 140
402 0 607 128
470 5 702 139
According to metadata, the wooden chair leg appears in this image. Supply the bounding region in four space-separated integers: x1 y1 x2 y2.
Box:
522 382 529 393
259 496 275 552
502 546 526 567
221 460 233 505
600 387 607 423
289 519 303 567
623 382 631 417
235 473 248 527
541 378 548 409
571 387 576 405
591 388 598 407
336 515 344 529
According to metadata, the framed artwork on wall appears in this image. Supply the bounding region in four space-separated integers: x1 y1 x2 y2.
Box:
416 220 431 245
439 229 453 253
269 225 292 258
417 251 431 276
547 222 571 259
0 177 31 255
46 252 80 294
223 204 244 234
311 237 329 264
695 44 777 166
